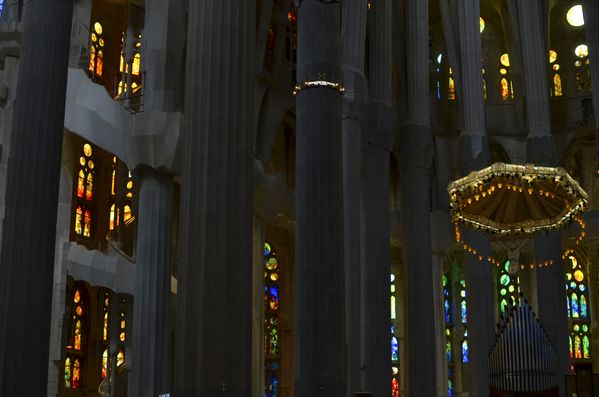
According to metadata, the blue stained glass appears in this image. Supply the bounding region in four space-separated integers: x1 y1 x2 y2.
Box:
390 325 394 334
444 300 450 324
567 295 571 313
461 300 467 324
581 295 587 318
572 293 579 317
268 375 279 396
446 341 452 363
270 286 279 301
391 336 399 361
461 339 469 363
448 380 453 397
580 284 586 292
437 81 441 100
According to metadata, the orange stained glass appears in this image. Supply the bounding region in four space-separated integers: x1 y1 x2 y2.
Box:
102 349 108 379
75 206 83 235
554 74 563 96
103 312 109 340
85 173 93 201
72 359 80 388
75 306 83 316
74 290 81 303
110 204 116 230
84 210 91 237
97 51 104 76
124 205 132 222
132 53 141 76
74 320 82 350
448 77 456 100
501 78 509 101
89 47 95 72
77 170 85 198
120 54 124 73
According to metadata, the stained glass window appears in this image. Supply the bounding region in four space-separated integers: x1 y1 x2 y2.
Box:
443 272 455 396
574 44 592 92
74 143 95 238
285 5 297 63
65 285 86 390
264 243 281 397
461 335 469 363
566 255 591 361
89 22 105 77
549 50 563 97
480 17 485 33
448 68 456 101
497 261 520 315
499 54 515 101
391 273 400 396
459 279 468 364
567 5 585 27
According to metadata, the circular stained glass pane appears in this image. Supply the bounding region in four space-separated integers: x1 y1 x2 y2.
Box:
127 181 133 189
94 22 103 35
574 324 580 332
391 274 396 282
266 258 278 270
91 33 97 42
500 68 507 75
500 288 507 296
74 290 81 303
567 273 572 280
553 64 560 71
571 281 577 289
567 5 585 27
500 274 510 286
79 157 86 166
549 50 557 63
500 53 510 67
119 332 125 341
579 284 585 292
583 325 588 332
574 270 584 282
270 272 279 281
509 285 515 293
75 306 83 316
575 44 589 58
83 144 92 157
264 243 271 256
575 60 582 67
392 366 399 375
88 160 94 169
460 290 466 298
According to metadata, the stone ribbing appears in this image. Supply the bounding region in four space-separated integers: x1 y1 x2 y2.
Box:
341 0 367 392
0 0 73 395
361 0 393 396
174 1 255 395
295 1 346 396
401 0 437 394
517 0 551 140
581 0 599 161
454 3 494 395
129 169 173 397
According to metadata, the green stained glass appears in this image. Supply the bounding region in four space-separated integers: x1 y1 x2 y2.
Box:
500 288 507 296
500 274 510 286
583 335 591 358
504 261 510 272
583 325 588 332
574 324 580 332
443 275 447 286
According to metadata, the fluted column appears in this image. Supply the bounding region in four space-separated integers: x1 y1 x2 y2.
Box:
361 1 394 396
581 0 599 162
454 1 494 395
341 0 367 392
516 2 569 395
400 0 437 395
129 169 173 396
174 1 255 395
295 1 346 396
0 0 73 395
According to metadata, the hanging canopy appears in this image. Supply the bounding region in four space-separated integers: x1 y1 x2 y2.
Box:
448 163 588 239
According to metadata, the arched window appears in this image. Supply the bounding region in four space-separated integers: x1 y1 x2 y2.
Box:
101 291 109 379
566 255 591 360
443 273 454 396
264 243 280 397
574 44 591 92
499 53 514 101
435 54 443 101
74 143 95 238
497 260 520 315
549 50 563 97
448 67 456 101
89 22 105 77
391 273 400 396
459 279 468 364
65 285 87 390
285 7 297 63
482 68 488 101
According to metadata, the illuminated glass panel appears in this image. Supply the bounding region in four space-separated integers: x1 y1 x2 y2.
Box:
89 23 105 77
567 5 585 27
567 255 591 361
480 17 485 33
265 243 281 397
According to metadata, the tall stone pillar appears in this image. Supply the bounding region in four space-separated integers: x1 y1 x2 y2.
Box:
295 1 346 396
360 1 394 396
252 218 266 397
129 169 173 396
341 0 367 392
400 0 437 395
174 0 255 395
581 0 599 161
0 0 73 395
454 1 495 395
516 1 570 395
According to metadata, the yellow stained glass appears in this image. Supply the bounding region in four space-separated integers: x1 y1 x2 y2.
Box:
99 38 104 47
83 144 92 157
132 53 141 76
549 50 557 64
120 332 126 342
448 77 456 100
86 173 93 201
94 22 103 35
77 170 85 198
75 207 83 235
74 290 81 303
574 270 584 282
500 53 510 67
127 181 133 190
567 5 585 27
74 320 82 350
102 349 108 379
103 312 108 340
501 78 510 101
91 33 97 42
124 205 132 222
554 74 563 96
575 44 589 58
480 17 485 33
117 350 125 366
84 210 91 237
88 160 94 169
553 64 560 71
110 204 116 230
500 68 507 75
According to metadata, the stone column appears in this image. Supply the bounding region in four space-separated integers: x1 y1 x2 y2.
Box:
252 218 266 397
400 0 437 395
516 2 570 395
360 1 394 396
454 1 495 395
129 169 173 397
0 0 73 395
341 0 367 392
174 0 255 394
295 1 346 396
581 0 599 161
